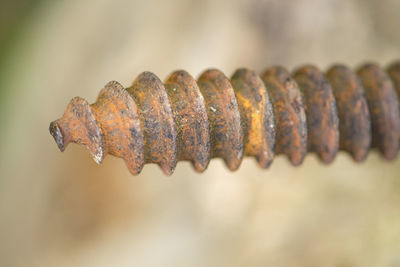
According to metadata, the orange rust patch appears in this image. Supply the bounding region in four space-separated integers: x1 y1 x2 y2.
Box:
261 66 307 166
164 70 210 172
197 69 243 170
231 68 275 168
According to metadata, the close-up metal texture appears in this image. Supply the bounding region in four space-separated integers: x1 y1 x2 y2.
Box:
4 1 400 266
50 62 400 175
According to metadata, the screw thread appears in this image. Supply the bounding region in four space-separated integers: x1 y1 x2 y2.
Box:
50 62 400 175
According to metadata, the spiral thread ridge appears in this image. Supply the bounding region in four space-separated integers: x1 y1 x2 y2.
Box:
49 62 400 175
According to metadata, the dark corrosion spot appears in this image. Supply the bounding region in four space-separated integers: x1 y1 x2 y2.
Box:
216 132 224 141
49 121 65 152
129 127 138 138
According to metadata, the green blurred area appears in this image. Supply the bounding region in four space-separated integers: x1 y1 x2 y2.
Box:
0 0 45 134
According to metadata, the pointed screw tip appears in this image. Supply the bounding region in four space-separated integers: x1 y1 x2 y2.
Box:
49 121 65 152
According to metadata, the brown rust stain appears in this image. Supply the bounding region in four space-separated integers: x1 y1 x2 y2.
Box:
326 65 371 162
357 63 400 160
387 61 400 96
260 66 307 166
127 72 177 175
50 97 103 163
293 65 339 163
164 70 210 172
231 68 275 168
91 81 144 174
387 61 400 127
197 69 243 170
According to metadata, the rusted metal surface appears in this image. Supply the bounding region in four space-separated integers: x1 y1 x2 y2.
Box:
127 72 177 175
293 65 339 163
387 61 400 128
197 69 243 171
164 70 210 172
387 62 400 95
92 81 145 174
50 97 103 163
50 61 400 175
260 67 307 166
325 65 371 162
231 68 275 168
357 63 400 160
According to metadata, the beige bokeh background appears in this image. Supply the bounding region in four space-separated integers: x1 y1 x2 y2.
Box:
1 0 400 266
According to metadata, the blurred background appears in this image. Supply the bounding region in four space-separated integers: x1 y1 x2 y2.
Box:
1 0 400 266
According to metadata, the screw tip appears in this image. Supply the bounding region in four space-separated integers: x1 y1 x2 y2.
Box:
49 121 65 152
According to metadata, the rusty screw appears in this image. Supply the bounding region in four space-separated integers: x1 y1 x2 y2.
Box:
49 62 400 175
